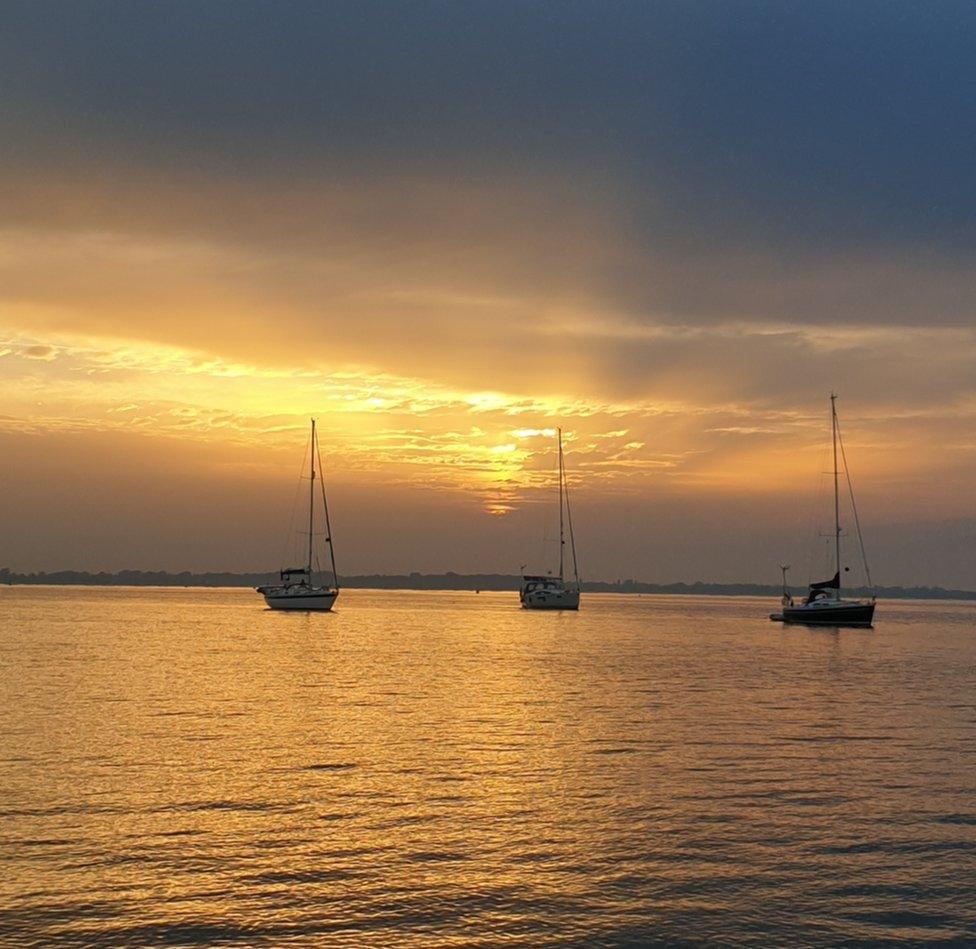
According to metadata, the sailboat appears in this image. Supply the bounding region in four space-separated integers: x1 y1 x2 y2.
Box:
771 394 876 628
520 428 581 610
257 419 339 611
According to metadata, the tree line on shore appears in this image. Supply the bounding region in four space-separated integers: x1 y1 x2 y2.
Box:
1 568 973 600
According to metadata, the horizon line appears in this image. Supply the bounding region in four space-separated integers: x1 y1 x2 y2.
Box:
2 567 973 599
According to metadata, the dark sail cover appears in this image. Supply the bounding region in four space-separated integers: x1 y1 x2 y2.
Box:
809 571 840 591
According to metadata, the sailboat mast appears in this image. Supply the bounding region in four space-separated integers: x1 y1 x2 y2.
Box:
307 418 316 577
831 393 840 596
558 427 565 581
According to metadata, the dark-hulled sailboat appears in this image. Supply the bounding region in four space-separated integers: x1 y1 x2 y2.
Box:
771 394 876 628
257 418 339 611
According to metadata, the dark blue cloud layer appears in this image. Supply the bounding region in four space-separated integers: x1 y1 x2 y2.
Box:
3 0 976 338
4 1 976 240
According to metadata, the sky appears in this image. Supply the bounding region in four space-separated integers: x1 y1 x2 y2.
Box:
1 1 975 586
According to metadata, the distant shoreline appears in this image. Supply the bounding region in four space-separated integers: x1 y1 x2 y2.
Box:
2 569 974 601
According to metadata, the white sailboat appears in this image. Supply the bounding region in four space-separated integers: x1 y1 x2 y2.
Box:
257 418 339 611
770 394 876 627
520 428 581 610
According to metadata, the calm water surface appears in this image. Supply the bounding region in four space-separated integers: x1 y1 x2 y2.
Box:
1 587 975 946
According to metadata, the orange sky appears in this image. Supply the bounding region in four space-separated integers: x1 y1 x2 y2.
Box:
2 4 975 587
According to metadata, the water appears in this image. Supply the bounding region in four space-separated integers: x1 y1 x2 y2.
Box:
1 587 974 946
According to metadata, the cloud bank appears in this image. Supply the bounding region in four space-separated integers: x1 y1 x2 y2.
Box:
1 1 974 585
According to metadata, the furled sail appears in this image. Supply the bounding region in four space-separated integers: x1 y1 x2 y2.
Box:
809 571 840 591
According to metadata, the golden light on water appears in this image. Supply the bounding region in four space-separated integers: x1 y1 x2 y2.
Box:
5 5 976 946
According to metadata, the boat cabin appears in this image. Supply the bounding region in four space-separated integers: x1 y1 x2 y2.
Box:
521 575 568 593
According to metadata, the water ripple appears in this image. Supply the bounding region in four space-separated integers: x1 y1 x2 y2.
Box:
2 587 975 946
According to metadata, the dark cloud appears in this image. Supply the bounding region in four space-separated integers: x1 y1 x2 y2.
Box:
3 1 976 339
2 1 975 583
3 1 976 256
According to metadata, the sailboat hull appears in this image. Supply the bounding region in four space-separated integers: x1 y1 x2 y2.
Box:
769 396 877 629
260 588 338 611
520 427 582 612
775 600 875 627
520 584 580 610
258 418 341 614
522 595 580 610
